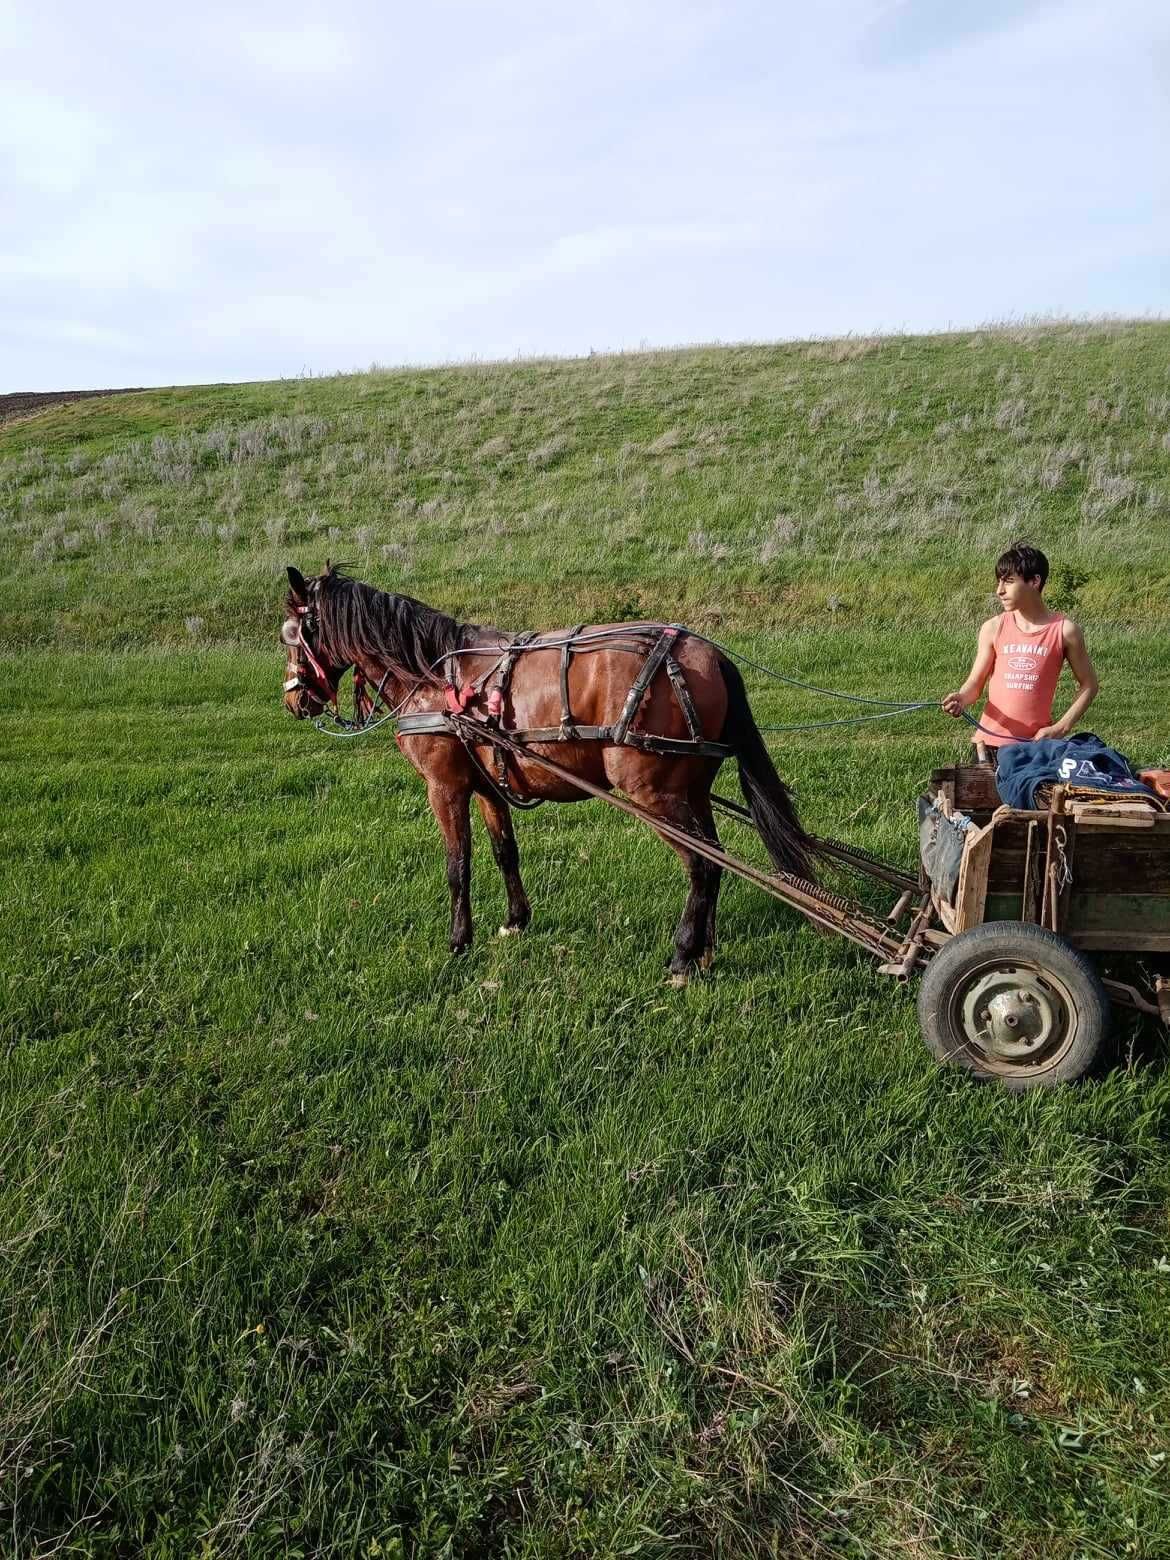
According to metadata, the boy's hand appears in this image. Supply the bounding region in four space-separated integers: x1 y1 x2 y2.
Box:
941 691 969 717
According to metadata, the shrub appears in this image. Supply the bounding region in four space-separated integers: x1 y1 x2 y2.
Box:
380 542 411 575
760 514 797 563
646 428 682 455
528 434 570 468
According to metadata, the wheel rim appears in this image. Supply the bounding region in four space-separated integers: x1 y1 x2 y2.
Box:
949 959 1078 1076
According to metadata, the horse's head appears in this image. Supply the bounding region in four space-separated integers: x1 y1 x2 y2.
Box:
281 563 347 718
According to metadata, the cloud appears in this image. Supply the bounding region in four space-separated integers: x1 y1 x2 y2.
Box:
857 0 1063 65
233 21 356 77
5 317 140 351
0 0 1166 388
0 88 110 195
532 223 758 277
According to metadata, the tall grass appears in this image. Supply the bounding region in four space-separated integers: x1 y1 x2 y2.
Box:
2 323 1170 1555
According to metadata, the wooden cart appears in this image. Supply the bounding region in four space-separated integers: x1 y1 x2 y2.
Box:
913 764 1170 1089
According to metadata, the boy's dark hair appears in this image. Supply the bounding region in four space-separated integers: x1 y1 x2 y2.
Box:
995 541 1049 588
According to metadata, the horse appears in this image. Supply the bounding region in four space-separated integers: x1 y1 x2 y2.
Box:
281 563 813 979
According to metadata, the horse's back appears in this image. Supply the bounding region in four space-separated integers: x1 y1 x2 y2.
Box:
508 621 728 749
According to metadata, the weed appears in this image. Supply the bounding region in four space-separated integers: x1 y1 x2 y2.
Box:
1050 565 1091 613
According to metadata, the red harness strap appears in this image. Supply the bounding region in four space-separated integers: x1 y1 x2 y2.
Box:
293 607 337 708
444 681 477 714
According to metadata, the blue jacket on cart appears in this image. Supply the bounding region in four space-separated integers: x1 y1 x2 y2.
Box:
995 732 1156 811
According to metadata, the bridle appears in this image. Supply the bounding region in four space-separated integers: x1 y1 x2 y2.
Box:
283 596 396 732
282 601 338 712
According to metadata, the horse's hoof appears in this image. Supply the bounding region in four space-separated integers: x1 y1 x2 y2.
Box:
450 942 471 957
698 950 715 972
667 972 689 989
497 924 523 938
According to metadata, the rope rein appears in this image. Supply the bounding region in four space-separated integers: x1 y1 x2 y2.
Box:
305 621 999 741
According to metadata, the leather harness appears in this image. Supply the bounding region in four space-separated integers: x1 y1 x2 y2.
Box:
396 624 732 809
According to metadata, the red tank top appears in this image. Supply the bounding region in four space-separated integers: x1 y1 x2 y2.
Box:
979 611 1066 747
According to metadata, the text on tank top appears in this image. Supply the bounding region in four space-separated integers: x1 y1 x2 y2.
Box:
980 610 1066 746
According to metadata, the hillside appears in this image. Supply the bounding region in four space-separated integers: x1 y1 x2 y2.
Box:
4 323 1170 1557
2 320 1168 652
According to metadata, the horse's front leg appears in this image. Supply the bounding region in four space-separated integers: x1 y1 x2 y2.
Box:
476 791 531 935
428 780 474 954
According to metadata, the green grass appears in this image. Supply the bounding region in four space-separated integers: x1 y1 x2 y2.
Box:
3 323 1170 1556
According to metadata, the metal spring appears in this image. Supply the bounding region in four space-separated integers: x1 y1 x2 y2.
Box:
779 875 858 915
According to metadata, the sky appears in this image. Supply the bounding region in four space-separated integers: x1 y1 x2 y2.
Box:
1 0 1167 390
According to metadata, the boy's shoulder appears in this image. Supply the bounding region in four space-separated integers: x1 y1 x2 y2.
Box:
980 611 1083 639
1058 614 1086 647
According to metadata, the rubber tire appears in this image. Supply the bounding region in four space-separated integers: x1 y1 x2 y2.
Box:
918 920 1110 1091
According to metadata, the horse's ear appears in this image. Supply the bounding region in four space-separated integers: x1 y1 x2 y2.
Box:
324 557 334 576
286 564 307 600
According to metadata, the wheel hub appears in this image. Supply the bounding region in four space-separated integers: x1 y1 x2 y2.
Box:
961 968 1066 1061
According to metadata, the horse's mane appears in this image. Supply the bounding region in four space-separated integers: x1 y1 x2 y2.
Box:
294 567 480 686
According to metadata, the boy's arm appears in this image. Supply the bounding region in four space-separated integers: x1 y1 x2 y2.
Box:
941 618 997 717
1034 620 1099 739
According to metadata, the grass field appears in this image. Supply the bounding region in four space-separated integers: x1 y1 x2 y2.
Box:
3 322 1170 1556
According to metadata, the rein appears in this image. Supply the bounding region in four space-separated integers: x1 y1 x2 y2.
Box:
292 614 1001 745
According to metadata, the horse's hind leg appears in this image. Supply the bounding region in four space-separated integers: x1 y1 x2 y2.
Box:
428 780 474 954
644 793 717 984
691 791 722 970
476 791 531 935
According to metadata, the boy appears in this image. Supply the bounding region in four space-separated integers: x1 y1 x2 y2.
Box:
941 542 1099 762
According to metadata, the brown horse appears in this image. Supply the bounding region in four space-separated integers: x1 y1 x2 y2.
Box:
281 563 813 977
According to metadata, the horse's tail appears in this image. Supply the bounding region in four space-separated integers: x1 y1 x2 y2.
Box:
719 657 816 881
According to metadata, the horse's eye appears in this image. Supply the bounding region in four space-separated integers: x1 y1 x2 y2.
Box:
281 620 299 646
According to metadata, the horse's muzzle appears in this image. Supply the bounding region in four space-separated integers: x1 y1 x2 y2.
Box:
283 683 324 719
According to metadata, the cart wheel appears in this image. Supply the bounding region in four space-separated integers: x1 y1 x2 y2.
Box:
917 921 1110 1090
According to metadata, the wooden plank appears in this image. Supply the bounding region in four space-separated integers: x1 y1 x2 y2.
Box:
955 766 1002 812
930 765 1002 817
983 888 1170 942
1075 833 1170 890
987 817 1040 896
1071 931 1170 952
1064 892 1170 934
953 819 996 932
1021 819 1040 923
987 835 1170 895
1069 807 1157 828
